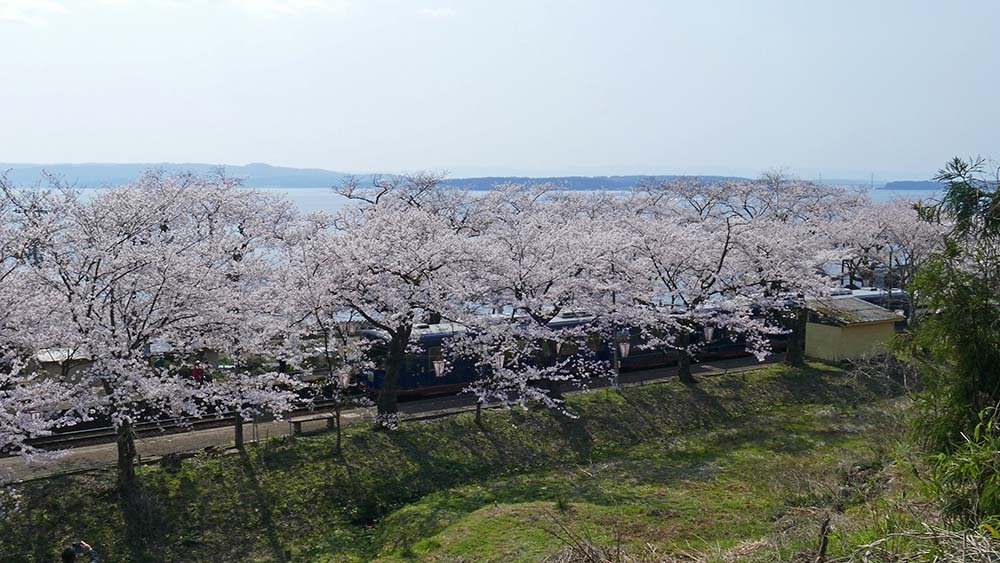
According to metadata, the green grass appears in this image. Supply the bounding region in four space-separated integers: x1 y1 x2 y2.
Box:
366 401 910 562
0 363 914 562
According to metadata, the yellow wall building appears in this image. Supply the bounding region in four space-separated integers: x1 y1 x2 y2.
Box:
805 297 903 362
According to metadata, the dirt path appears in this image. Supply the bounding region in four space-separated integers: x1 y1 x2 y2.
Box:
1 354 780 482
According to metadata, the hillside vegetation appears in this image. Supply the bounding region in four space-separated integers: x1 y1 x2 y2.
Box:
1 363 920 562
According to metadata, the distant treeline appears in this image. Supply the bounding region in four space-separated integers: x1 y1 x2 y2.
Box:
440 175 748 191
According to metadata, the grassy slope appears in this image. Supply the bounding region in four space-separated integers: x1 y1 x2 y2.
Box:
0 363 913 562
369 402 912 562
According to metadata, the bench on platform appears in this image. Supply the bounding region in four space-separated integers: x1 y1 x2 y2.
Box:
288 412 337 435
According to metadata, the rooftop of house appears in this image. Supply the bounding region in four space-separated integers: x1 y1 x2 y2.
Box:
807 296 904 327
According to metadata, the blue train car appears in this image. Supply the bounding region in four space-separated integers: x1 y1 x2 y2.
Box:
361 315 791 397
359 323 481 396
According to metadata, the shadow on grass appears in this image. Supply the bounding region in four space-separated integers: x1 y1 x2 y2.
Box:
120 483 163 562
680 378 733 428
238 449 288 563
551 411 595 463
337 447 395 526
366 398 903 558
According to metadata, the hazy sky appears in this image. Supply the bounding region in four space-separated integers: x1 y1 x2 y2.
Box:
1 0 997 180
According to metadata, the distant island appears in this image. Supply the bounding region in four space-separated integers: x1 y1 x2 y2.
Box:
440 175 748 191
0 163 755 191
879 180 946 191
0 162 350 189
2 162 934 192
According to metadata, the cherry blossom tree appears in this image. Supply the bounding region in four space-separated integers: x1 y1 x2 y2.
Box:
626 174 859 374
5 172 298 492
207 371 304 450
327 176 476 428
450 184 619 413
839 199 946 308
200 270 309 450
611 204 774 382
337 172 481 234
0 179 81 466
281 215 374 450
635 172 866 224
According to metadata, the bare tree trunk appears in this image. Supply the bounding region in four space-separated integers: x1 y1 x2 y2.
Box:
785 307 808 367
546 343 564 401
334 404 342 454
815 514 831 562
116 420 138 492
377 328 410 430
677 332 695 384
612 335 621 391
475 400 483 425
117 417 157 551
234 412 244 450
320 329 344 453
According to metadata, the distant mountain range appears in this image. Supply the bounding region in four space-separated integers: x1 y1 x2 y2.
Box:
0 162 939 191
0 162 351 189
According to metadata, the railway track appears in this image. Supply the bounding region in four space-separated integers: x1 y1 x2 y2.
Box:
17 353 781 454
23 397 350 451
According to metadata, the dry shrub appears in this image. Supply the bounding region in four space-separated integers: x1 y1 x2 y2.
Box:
847 524 1000 562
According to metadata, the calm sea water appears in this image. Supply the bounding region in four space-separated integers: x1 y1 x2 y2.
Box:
258 187 350 214
258 187 943 214
869 188 942 204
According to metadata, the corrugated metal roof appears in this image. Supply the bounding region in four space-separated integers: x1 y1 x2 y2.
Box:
807 296 903 326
